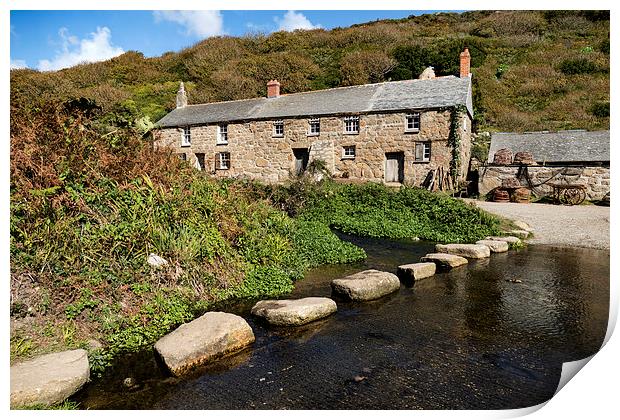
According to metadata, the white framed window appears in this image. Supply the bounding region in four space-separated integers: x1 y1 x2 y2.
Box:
344 116 359 134
342 145 356 159
308 118 320 136
414 142 431 162
178 153 187 161
217 124 228 145
405 112 420 132
273 120 284 137
215 152 230 170
181 126 191 146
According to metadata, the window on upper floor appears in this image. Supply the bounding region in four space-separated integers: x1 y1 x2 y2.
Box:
414 142 431 162
405 112 420 133
217 124 228 145
181 126 191 146
273 120 284 137
342 145 356 159
308 118 320 136
344 116 359 134
215 152 231 170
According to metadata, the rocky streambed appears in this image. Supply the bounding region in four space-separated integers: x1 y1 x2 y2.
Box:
70 234 609 410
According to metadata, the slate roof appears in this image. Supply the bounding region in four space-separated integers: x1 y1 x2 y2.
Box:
487 130 610 163
156 76 473 128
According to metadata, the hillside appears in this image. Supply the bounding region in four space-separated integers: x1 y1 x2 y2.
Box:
10 10 609 133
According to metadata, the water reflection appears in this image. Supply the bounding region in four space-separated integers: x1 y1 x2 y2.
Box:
75 237 609 410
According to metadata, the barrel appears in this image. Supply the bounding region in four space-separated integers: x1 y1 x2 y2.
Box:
512 187 531 203
513 151 536 165
493 188 510 202
493 149 513 165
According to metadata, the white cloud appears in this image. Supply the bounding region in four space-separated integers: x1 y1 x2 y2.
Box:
153 10 225 38
10 59 27 70
275 11 321 32
37 26 124 72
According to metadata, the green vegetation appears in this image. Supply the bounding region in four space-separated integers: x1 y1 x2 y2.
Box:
15 10 571 378
10 10 609 133
293 182 501 243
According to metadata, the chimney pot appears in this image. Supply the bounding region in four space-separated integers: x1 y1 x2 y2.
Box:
176 81 187 108
460 47 471 78
267 79 280 98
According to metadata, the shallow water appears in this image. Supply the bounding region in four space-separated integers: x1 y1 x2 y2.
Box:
75 235 609 410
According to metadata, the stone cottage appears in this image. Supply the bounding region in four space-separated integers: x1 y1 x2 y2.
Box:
153 49 474 186
479 130 610 201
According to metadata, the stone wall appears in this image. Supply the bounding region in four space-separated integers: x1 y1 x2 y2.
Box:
478 165 610 201
153 109 472 186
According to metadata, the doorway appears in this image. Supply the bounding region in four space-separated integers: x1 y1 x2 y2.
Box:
293 148 310 175
385 152 404 183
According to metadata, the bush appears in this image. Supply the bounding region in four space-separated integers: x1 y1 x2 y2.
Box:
296 182 501 243
590 101 610 118
558 58 599 75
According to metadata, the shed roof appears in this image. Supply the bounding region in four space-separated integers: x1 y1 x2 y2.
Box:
156 76 473 128
487 130 610 163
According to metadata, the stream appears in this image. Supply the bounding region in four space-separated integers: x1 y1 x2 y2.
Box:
74 234 609 409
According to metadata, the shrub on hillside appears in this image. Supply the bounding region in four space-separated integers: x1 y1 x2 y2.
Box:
558 58 599 75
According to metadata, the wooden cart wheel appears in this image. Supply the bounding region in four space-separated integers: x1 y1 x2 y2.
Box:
562 188 586 206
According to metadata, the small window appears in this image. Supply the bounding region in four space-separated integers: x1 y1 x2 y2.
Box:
215 152 230 170
195 153 205 171
181 126 191 146
414 142 431 162
344 116 359 134
405 113 420 132
343 145 356 159
308 118 320 136
462 117 467 131
178 153 187 161
273 120 284 137
217 124 228 145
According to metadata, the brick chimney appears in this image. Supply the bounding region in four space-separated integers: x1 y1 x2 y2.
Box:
267 80 280 98
176 81 187 108
460 47 471 78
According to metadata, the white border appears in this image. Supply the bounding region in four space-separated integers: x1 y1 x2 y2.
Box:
3 1 617 419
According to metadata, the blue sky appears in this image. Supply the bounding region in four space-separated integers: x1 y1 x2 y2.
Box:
10 10 454 71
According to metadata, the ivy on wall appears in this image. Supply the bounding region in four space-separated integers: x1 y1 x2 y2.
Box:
449 105 467 183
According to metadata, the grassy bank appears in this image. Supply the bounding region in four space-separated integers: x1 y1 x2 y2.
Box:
10 102 501 376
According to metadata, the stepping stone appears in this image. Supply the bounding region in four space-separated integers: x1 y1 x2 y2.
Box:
154 312 255 376
504 230 530 239
485 235 522 245
251 297 337 326
513 220 533 232
435 243 490 259
420 253 468 270
397 262 436 283
475 240 509 253
10 349 90 408
331 269 400 301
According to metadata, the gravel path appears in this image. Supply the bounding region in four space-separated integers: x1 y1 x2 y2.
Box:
465 200 610 250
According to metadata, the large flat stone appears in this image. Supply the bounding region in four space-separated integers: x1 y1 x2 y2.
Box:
435 243 491 259
154 312 255 376
397 262 436 283
505 230 531 239
475 240 509 253
10 349 90 408
251 297 337 326
420 253 468 269
331 269 400 301
485 235 522 245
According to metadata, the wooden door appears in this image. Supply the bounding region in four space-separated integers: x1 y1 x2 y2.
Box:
385 152 404 183
293 148 309 175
